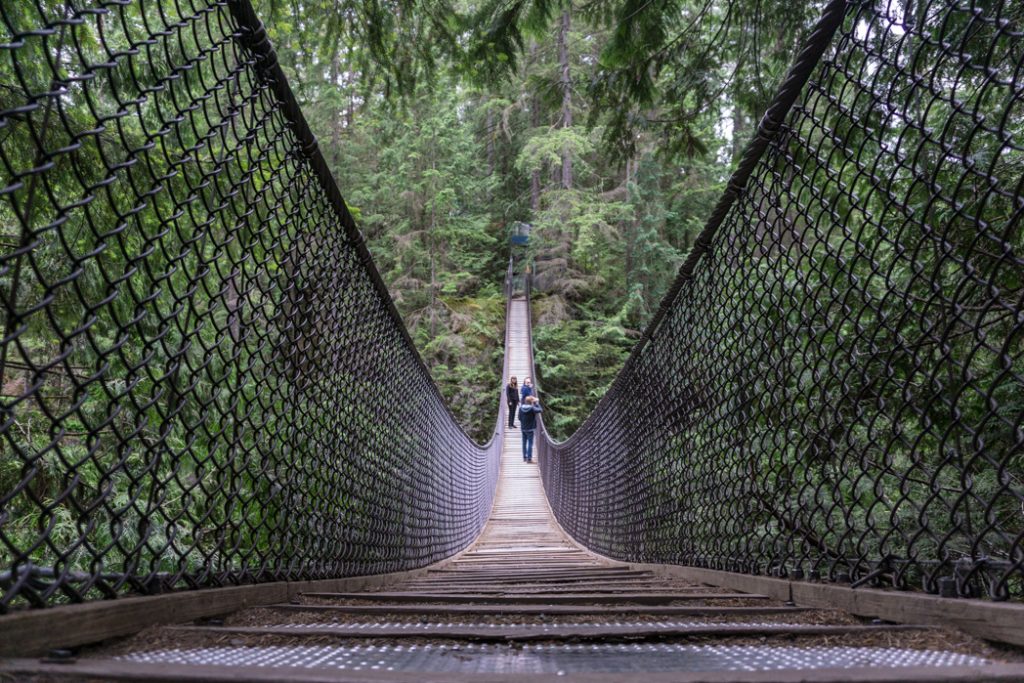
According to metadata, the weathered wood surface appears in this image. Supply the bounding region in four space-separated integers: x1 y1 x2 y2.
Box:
168 622 927 641
270 602 810 616
0 584 287 658
632 563 1024 648
299 591 769 603
0 569 440 657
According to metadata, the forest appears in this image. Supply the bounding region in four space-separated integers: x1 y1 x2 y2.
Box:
1 0 1021 609
252 0 815 441
205 0 1024 596
0 0 812 606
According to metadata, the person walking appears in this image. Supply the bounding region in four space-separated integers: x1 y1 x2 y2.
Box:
505 376 519 429
520 377 533 402
519 395 542 463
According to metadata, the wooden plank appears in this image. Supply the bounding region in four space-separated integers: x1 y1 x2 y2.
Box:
445 564 599 569
269 603 810 616
0 584 285 658
169 622 927 641
424 569 651 579
0 565 438 657
377 584 709 594
410 577 658 586
299 592 768 604
631 563 1024 647
406 581 661 589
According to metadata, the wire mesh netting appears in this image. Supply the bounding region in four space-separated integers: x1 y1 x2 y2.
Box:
0 0 501 611
539 0 1024 601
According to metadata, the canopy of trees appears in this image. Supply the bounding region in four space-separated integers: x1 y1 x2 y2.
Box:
252 0 817 439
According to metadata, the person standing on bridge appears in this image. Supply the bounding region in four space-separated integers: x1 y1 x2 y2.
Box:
519 395 542 463
521 377 533 402
505 376 520 429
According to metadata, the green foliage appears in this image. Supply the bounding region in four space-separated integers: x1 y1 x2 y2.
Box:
318 79 507 440
255 0 464 98
533 316 633 439
350 2 746 452
586 0 813 157
463 0 563 82
8 0 1018 606
516 128 594 175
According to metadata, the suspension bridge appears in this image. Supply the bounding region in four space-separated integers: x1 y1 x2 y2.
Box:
1 0 1023 679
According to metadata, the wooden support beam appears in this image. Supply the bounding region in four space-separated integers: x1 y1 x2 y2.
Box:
168 622 927 641
0 567 435 657
298 591 767 604
630 563 1024 647
268 602 808 617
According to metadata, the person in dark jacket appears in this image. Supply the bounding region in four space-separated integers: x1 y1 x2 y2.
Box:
519 395 542 463
505 377 519 429
520 377 533 402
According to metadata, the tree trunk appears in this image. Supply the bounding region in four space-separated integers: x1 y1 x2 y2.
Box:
529 41 542 212
329 51 341 138
731 102 747 163
625 157 635 290
428 139 438 339
485 99 495 178
557 9 573 190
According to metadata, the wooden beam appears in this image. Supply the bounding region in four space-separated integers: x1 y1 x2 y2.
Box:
297 591 768 604
268 602 809 616
631 562 1024 647
0 566 434 657
168 621 926 641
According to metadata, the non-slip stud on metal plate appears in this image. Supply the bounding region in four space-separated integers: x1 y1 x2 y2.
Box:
171 619 928 641
117 644 990 674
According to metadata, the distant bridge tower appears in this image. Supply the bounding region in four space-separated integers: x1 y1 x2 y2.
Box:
509 222 532 294
510 221 532 247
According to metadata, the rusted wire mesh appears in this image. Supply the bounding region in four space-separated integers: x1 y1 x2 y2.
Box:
0 0 501 611
539 0 1024 601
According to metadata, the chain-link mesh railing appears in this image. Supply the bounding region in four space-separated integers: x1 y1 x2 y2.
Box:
0 0 501 612
539 0 1024 601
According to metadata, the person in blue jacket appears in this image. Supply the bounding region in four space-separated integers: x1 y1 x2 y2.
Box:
519 395 542 463
520 377 533 402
